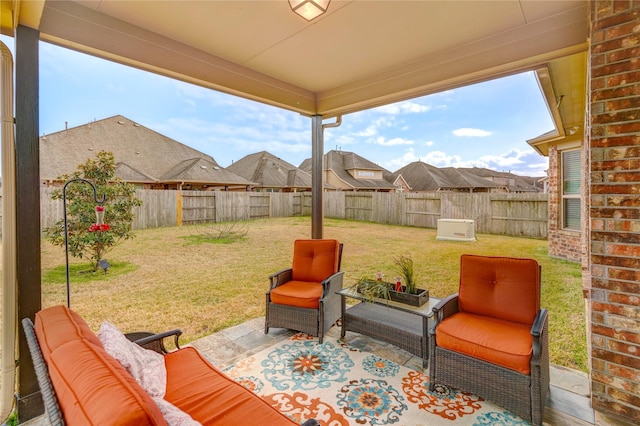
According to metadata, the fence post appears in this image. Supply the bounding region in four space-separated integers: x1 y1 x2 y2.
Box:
176 190 182 226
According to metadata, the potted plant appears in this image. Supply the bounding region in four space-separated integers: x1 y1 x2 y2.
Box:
394 254 416 294
355 255 429 307
389 254 429 306
356 275 391 302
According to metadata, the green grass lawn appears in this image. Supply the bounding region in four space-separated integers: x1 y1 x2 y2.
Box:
35 217 587 372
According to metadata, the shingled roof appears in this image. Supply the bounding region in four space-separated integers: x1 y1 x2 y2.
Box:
391 161 504 192
227 151 314 191
40 115 253 188
458 167 543 192
300 150 397 191
390 162 545 193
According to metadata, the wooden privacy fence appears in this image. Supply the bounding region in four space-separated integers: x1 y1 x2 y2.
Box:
6 189 548 239
327 192 549 238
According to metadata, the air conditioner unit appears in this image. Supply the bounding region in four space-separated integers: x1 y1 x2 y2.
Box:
436 219 476 242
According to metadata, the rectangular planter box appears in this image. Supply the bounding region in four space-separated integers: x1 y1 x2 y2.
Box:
389 286 429 307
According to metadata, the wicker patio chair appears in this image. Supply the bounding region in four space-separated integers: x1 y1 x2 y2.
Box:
265 239 344 344
428 254 549 425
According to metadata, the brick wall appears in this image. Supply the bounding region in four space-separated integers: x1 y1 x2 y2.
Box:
548 145 582 262
589 1 640 422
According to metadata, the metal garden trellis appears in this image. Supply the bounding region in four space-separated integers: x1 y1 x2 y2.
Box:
62 178 106 308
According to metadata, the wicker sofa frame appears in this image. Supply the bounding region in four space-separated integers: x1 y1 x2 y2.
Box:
428 292 550 425
265 243 343 344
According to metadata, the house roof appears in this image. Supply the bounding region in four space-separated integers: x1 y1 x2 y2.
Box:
301 150 397 191
114 162 156 183
227 151 313 189
391 161 502 192
330 150 383 172
392 162 544 192
40 115 253 186
160 157 253 185
458 167 543 192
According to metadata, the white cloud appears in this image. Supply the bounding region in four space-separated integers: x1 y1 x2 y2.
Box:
384 148 420 171
479 149 547 176
373 137 415 146
355 116 394 137
420 151 463 167
357 125 378 137
375 101 431 115
452 128 492 137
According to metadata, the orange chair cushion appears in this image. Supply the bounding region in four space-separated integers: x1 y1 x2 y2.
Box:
164 347 297 425
458 254 540 325
436 312 533 375
269 281 323 308
47 338 166 425
35 305 103 361
291 239 339 283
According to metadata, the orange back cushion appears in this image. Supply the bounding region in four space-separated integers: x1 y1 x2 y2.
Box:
458 254 540 325
35 305 103 362
48 339 166 425
291 239 340 282
34 305 166 425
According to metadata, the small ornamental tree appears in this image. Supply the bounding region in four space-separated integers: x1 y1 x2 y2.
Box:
45 151 143 272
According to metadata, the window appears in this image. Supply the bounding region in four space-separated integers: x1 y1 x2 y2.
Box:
562 149 581 230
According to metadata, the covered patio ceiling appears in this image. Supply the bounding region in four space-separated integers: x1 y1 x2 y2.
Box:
0 1 594 421
2 0 588 131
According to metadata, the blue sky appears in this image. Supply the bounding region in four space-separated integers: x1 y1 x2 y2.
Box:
3 37 554 176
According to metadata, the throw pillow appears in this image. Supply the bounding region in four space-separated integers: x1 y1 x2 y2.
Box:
97 321 167 398
154 397 202 426
98 321 201 425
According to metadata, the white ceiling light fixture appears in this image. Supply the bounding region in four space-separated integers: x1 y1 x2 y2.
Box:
289 0 330 21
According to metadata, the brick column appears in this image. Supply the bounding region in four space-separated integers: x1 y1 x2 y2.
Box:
589 1 640 422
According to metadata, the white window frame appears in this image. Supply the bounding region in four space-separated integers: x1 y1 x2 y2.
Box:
561 149 581 231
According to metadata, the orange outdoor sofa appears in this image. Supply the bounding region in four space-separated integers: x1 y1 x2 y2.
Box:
22 305 318 425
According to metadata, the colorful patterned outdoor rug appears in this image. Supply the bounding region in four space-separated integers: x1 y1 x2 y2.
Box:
224 333 529 425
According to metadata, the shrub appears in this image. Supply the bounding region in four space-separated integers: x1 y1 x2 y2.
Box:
45 151 142 272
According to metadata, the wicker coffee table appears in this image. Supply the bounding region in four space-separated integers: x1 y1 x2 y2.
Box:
338 286 440 367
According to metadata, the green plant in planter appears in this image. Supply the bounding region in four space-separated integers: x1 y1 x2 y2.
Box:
394 254 417 294
356 276 390 301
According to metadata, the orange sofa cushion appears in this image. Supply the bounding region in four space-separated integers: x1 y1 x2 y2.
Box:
47 338 166 425
164 347 296 425
458 254 540 325
34 306 166 425
35 305 103 361
269 280 323 308
291 239 339 283
436 312 533 375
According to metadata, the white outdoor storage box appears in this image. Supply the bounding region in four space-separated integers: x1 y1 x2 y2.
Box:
436 219 476 242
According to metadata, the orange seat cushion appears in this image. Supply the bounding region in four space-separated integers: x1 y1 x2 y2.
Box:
436 312 533 375
458 254 540 325
47 338 166 425
291 239 339 283
270 280 323 308
164 347 296 425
